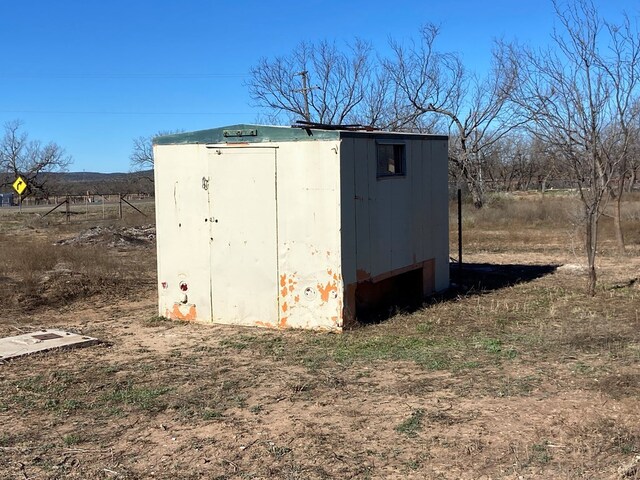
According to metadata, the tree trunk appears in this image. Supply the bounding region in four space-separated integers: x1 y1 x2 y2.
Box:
468 179 485 209
470 185 484 209
585 207 598 296
612 192 625 253
627 168 637 193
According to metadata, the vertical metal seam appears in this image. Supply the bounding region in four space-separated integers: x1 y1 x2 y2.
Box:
352 138 358 271
351 138 359 324
207 150 214 322
274 148 281 324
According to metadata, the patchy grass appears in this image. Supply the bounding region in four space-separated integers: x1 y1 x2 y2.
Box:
396 409 425 437
100 381 171 413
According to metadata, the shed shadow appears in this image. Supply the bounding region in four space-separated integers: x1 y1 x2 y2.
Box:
447 262 559 297
355 262 558 326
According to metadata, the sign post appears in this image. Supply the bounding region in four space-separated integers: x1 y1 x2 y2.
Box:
12 176 27 212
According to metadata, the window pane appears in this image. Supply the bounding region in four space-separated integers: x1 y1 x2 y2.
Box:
376 144 405 177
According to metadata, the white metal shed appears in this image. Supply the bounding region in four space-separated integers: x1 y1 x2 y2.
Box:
153 124 449 331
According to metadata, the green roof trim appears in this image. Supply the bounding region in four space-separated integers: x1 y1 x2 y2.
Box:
154 124 339 145
153 124 446 145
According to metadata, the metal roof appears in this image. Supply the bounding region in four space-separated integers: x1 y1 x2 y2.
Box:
153 124 446 145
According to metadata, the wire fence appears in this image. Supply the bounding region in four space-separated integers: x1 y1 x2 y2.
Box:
0 193 154 223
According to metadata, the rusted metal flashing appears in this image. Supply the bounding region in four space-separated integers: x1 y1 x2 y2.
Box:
355 259 436 286
347 259 438 327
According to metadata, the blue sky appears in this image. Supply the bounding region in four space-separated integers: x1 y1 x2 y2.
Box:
1 0 637 173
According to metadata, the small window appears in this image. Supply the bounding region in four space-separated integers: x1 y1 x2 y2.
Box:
377 143 406 177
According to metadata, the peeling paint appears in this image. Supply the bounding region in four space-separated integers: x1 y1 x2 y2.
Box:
277 268 344 329
278 273 299 328
279 273 298 299
166 303 197 321
317 280 338 303
255 320 275 329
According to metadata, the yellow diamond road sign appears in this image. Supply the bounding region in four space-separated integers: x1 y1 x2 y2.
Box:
12 176 27 195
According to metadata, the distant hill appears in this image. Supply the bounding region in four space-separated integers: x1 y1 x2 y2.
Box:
47 170 153 183
0 170 155 196
44 170 155 195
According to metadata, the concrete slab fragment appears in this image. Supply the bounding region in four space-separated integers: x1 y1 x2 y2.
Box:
0 329 101 361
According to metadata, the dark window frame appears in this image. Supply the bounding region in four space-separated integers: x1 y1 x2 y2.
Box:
376 141 406 178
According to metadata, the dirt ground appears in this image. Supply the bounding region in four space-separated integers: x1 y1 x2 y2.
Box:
0 200 639 479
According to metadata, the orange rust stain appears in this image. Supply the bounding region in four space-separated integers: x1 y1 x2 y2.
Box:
327 269 342 282
279 316 288 328
294 295 300 303
356 269 370 281
317 281 338 303
280 274 297 298
282 302 288 312
255 320 276 328
331 316 339 324
167 303 197 321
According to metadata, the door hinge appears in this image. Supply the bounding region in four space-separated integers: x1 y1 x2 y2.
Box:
202 177 209 190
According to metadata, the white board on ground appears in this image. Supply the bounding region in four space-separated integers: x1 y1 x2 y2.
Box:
0 329 101 361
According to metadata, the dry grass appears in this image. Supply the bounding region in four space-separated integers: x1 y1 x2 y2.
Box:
0 204 155 311
0 194 639 479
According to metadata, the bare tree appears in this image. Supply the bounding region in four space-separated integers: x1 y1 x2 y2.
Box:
386 25 524 208
130 129 183 172
509 0 640 294
602 18 640 251
0 119 72 196
628 100 640 191
483 134 539 192
248 39 410 128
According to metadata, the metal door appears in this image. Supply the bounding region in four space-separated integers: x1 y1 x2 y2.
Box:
207 147 279 325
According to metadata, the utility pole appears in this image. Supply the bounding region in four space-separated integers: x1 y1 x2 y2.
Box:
295 70 311 122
